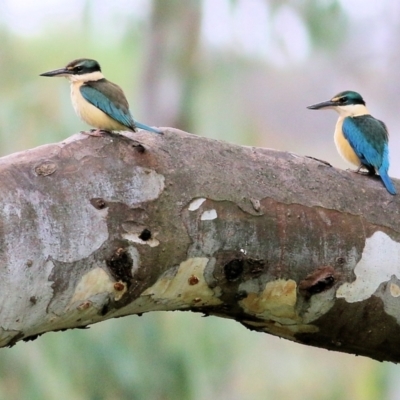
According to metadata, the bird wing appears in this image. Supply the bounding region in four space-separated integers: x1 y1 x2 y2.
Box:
342 115 388 169
80 79 136 130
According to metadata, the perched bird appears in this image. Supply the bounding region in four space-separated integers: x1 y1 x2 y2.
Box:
40 58 162 135
307 90 396 195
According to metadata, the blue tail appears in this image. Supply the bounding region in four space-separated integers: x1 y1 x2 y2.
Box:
379 167 396 195
135 121 163 134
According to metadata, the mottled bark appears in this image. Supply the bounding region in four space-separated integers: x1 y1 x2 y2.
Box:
0 129 399 362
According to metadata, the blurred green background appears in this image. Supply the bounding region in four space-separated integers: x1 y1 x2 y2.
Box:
1 0 399 399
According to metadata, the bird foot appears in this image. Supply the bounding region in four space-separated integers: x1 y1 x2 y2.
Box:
81 129 111 137
348 168 369 175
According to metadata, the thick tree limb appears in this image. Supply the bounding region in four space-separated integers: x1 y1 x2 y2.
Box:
0 129 399 362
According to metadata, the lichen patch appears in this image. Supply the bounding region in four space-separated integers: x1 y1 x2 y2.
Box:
336 231 400 303
240 279 298 324
140 257 222 309
390 283 400 297
69 267 115 307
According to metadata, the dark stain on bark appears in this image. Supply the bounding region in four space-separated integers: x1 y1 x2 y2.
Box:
222 258 265 283
101 303 110 316
214 251 267 284
224 259 244 281
296 296 400 362
106 247 133 283
234 290 248 300
248 259 265 277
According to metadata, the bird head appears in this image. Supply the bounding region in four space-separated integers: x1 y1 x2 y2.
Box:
307 91 367 117
40 58 103 82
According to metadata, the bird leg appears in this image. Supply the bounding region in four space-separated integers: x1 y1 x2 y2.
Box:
348 165 376 176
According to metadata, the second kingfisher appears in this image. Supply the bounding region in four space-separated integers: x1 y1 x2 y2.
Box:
307 90 396 195
40 58 162 135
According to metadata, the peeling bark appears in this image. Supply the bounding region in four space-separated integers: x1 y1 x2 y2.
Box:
0 128 399 362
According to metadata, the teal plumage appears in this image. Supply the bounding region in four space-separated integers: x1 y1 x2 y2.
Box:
41 58 162 135
81 80 137 131
308 90 396 195
342 115 395 194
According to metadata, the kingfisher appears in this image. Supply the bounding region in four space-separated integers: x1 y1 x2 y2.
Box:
40 58 162 135
307 90 396 195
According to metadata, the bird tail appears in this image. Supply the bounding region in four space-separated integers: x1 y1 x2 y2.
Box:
379 167 396 195
135 121 163 134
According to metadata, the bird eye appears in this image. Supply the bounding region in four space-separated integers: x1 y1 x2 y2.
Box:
338 97 347 104
75 65 83 72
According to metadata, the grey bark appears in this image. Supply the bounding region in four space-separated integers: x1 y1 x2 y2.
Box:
0 128 399 363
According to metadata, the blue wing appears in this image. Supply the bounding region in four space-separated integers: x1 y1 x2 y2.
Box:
343 116 396 194
80 79 136 130
342 115 388 170
80 79 162 134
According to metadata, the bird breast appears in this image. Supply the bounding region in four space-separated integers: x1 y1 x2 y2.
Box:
334 116 361 167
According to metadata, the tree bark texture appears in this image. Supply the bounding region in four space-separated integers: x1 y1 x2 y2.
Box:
0 129 399 362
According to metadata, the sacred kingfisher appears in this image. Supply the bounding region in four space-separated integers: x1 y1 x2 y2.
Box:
307 90 396 195
40 58 162 135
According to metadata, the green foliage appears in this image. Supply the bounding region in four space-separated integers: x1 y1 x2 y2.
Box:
300 0 348 51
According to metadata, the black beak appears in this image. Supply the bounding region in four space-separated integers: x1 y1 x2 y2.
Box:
307 100 336 110
40 67 71 77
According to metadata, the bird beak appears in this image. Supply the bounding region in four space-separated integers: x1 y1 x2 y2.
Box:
40 67 71 77
307 100 336 110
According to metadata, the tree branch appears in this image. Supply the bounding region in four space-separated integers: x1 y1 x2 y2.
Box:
0 129 399 362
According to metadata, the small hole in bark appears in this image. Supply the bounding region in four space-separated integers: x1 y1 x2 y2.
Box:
139 229 152 241
132 142 145 153
188 275 199 285
336 257 346 265
114 282 125 291
90 198 107 210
